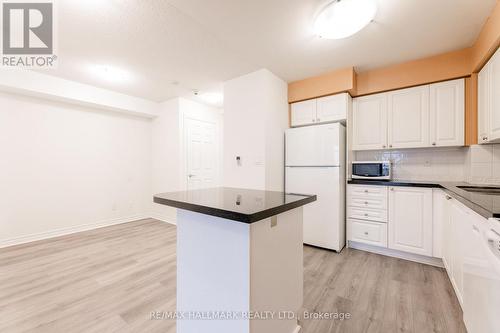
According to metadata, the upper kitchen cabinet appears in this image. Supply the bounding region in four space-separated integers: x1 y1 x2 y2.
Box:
478 64 490 143
387 85 430 149
429 79 465 147
352 93 388 150
290 93 349 127
478 47 500 143
290 99 316 127
352 79 465 151
316 93 349 124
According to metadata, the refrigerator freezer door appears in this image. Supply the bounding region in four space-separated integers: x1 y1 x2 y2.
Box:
286 123 341 167
286 166 345 251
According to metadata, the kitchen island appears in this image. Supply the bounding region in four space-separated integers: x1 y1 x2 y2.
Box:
154 187 316 333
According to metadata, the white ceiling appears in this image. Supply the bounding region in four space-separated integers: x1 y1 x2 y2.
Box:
44 0 496 103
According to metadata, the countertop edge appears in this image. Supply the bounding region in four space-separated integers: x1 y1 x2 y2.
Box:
153 194 317 224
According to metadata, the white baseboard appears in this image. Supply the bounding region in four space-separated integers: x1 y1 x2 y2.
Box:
0 214 150 249
348 241 444 267
150 213 176 225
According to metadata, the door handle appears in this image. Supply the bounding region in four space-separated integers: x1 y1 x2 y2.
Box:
188 174 195 178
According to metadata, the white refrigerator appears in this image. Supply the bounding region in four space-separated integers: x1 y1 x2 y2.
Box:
285 123 346 252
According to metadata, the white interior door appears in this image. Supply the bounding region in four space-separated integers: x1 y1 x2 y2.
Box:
185 118 218 190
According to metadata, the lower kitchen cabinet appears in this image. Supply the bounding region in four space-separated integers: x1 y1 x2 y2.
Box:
448 199 467 303
347 218 387 247
388 186 433 256
347 184 495 331
429 189 490 312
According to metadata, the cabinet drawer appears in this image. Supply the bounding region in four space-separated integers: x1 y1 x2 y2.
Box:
347 207 388 223
348 219 388 247
348 185 388 200
348 196 387 210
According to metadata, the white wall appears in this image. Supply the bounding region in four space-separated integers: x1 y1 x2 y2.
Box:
0 92 152 247
151 98 181 223
223 69 288 191
151 97 223 223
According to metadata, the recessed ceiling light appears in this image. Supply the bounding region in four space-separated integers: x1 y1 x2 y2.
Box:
199 92 223 106
89 65 131 83
313 0 377 39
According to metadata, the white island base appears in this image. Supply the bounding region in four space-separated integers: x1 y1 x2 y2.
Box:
176 208 304 333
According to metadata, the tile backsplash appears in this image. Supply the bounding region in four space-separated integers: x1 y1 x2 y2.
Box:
353 144 500 184
467 144 500 185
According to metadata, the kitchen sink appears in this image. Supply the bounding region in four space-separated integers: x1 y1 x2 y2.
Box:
457 186 500 195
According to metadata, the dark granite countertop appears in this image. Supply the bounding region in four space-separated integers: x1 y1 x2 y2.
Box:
154 187 316 223
348 179 500 219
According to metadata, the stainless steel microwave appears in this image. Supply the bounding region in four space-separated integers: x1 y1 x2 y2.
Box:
352 161 391 180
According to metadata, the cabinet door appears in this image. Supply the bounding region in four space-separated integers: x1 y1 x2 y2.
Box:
291 99 316 127
388 86 430 148
352 93 387 150
489 49 500 141
432 189 450 259
388 187 433 256
449 199 471 304
478 65 490 144
430 79 465 147
316 93 348 124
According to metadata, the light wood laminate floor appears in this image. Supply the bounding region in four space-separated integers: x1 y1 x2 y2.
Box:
0 219 466 333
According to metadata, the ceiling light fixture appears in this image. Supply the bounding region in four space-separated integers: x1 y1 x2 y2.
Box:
313 0 377 39
89 65 131 83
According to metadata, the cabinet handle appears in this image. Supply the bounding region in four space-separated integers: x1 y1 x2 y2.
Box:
317 118 321 122
390 188 394 191
389 144 393 148
364 213 369 217
432 142 436 146
382 145 386 148
445 195 452 200
364 232 369 235
483 136 488 141
364 189 368 193
364 201 369 205
312 119 316 122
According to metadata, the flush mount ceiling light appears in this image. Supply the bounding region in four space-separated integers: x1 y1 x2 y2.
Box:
314 0 377 39
89 65 131 83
